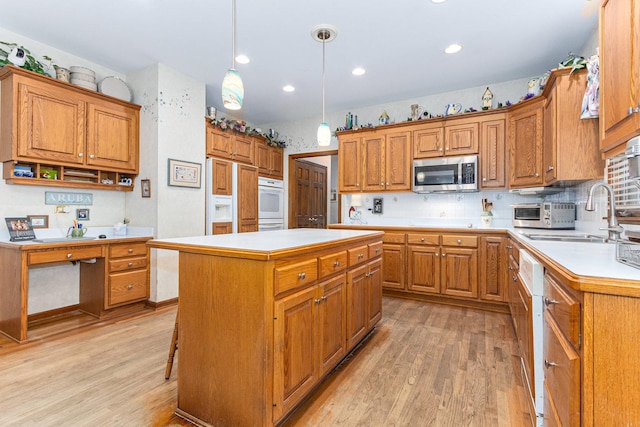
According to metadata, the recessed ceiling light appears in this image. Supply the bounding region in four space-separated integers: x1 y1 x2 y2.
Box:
235 54 250 64
444 43 463 54
282 85 295 92
352 67 366 76
431 0 447 3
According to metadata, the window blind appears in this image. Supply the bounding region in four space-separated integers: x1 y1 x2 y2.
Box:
607 154 640 210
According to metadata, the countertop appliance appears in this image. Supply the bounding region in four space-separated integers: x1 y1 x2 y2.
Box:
519 249 545 427
412 155 478 193
512 202 575 229
258 177 284 231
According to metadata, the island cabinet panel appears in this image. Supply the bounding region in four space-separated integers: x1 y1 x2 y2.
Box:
149 231 383 427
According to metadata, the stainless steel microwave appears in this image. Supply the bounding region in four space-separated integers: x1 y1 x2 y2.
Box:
412 155 478 193
512 202 575 229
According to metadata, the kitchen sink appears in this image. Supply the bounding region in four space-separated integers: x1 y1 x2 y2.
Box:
32 237 97 243
520 233 609 243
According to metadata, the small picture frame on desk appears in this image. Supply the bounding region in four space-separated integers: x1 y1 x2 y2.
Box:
76 208 90 221
141 179 151 198
27 214 49 229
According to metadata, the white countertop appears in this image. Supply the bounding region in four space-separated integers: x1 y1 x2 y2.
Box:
151 228 382 253
0 226 154 245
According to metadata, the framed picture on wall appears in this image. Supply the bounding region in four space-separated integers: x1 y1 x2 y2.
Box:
168 159 201 188
27 215 49 229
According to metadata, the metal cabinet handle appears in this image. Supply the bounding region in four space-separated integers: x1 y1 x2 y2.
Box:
380 182 384 186
457 239 462 244
67 253 73 259
375 248 381 253
127 285 133 290
358 253 364 259
445 147 450 151
547 166 554 171
334 261 341 267
298 272 306 280
315 298 321 304
322 296 328 302
78 153 83 157
544 297 558 306
89 154 95 159
435 253 439 257
513 275 517 282
482 177 487 182
506 245 513 249
128 248 134 253
128 262 133 267
508 266 513 271
442 253 446 257
544 360 558 369
535 173 540 177
420 237 425 242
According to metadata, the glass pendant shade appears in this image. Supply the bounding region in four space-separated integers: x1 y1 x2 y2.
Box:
221 68 244 110
317 122 331 146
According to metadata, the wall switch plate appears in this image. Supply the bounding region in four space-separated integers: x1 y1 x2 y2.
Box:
373 198 383 214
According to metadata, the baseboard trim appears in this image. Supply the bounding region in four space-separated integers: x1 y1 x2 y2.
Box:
28 304 81 322
382 290 509 314
146 298 178 310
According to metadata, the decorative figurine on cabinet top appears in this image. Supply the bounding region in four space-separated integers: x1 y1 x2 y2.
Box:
379 110 390 125
482 87 493 110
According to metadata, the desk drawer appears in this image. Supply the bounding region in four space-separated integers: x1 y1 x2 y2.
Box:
29 246 103 265
109 242 147 258
108 270 149 306
318 251 347 278
275 259 318 295
109 256 148 273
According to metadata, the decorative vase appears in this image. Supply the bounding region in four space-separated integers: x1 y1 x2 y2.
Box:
480 212 493 228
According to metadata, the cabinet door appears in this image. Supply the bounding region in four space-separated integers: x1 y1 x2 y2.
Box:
16 78 85 164
367 258 382 328
444 119 479 155
384 130 412 191
413 123 443 158
237 164 258 232
441 247 478 298
407 245 440 294
86 100 139 172
255 141 270 175
480 118 506 189
206 126 233 160
362 134 385 191
338 136 362 192
273 286 319 421
211 222 232 235
479 236 507 302
600 0 640 152
347 263 367 348
318 274 347 376
509 100 544 187
382 243 405 290
543 88 558 184
233 134 255 165
270 146 284 179
211 158 232 195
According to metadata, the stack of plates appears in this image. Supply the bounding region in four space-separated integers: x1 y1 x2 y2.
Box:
69 66 97 91
98 76 133 102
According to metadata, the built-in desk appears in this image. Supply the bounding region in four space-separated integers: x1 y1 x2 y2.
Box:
0 237 151 343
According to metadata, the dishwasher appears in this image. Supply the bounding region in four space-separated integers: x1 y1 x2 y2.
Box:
518 249 544 427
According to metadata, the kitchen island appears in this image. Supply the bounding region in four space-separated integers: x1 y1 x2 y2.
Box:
148 228 384 426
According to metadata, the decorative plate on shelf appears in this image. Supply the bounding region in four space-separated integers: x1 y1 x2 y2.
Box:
98 76 132 102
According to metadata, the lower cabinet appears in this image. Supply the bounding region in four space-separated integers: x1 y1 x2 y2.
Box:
347 256 382 350
106 242 150 308
479 236 508 302
382 232 406 290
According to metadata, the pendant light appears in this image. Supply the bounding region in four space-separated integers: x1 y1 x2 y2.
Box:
312 25 337 146
221 0 244 110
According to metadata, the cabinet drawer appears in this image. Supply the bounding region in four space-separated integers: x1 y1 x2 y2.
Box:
368 242 383 259
318 251 347 278
441 234 478 248
347 245 369 266
108 269 149 306
544 273 580 349
543 311 580 427
109 256 148 273
407 233 439 246
109 242 147 258
275 259 318 295
29 246 103 265
382 232 406 244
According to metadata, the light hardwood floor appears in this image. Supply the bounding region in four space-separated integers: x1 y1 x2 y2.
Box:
0 298 530 426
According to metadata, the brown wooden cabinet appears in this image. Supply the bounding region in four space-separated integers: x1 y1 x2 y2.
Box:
542 69 602 185
346 256 381 350
413 117 479 158
255 139 284 179
210 158 232 195
479 235 508 302
106 242 150 308
338 129 411 192
381 232 406 290
479 115 507 189
599 0 640 154
509 97 544 187
211 222 232 235
237 164 258 232
205 120 255 165
0 66 140 190
406 233 478 299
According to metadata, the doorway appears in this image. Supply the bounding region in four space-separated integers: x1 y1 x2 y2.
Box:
288 150 339 229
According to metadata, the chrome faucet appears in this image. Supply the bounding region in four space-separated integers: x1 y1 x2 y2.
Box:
585 182 624 241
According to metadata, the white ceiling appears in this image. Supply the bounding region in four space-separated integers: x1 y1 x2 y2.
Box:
0 0 598 126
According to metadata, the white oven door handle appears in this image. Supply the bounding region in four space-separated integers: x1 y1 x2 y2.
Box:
259 224 283 230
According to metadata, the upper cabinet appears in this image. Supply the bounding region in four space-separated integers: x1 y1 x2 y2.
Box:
508 97 545 188
599 0 640 155
413 117 479 158
254 138 284 180
0 66 140 190
542 69 602 185
479 114 507 189
206 121 255 165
